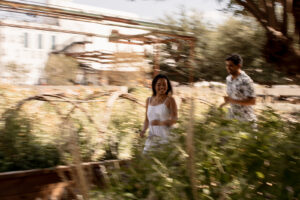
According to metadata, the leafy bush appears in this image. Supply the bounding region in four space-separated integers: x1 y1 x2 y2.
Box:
0 110 61 172
92 139 190 200
194 108 300 199
95 108 299 200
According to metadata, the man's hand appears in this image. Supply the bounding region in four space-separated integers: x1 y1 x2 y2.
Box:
219 102 228 109
151 120 161 126
219 96 231 108
224 96 232 104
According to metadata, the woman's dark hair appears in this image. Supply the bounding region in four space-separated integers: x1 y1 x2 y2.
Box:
226 54 243 66
152 74 173 96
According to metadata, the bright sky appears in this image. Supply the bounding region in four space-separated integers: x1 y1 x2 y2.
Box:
1 0 229 24
73 0 229 24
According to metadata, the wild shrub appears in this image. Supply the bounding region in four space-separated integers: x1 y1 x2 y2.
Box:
95 108 299 200
0 110 61 172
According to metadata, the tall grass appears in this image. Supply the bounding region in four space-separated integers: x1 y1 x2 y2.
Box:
92 107 299 200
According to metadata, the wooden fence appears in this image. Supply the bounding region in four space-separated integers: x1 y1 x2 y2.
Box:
0 160 129 200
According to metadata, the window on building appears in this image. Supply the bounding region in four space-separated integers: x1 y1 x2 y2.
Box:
51 35 56 50
38 34 43 49
24 32 28 48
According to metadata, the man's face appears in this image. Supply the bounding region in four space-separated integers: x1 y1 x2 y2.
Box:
226 60 240 76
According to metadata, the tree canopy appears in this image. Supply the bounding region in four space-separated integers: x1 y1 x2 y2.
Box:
219 0 300 74
157 9 295 84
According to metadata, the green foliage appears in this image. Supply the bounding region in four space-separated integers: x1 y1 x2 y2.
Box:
96 108 299 199
107 97 146 160
219 0 300 75
194 108 300 199
0 86 150 170
159 9 212 83
1 86 298 199
97 138 190 200
0 110 61 172
159 9 295 84
75 120 98 162
44 54 79 85
2 63 29 84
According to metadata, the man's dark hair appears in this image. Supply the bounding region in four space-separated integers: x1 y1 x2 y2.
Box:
152 74 173 96
226 54 243 66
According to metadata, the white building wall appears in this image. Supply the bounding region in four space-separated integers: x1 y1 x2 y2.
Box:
0 22 83 84
0 1 153 85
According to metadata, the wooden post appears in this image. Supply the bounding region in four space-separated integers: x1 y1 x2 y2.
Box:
66 120 90 200
186 40 197 200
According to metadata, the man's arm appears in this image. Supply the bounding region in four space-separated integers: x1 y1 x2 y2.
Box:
226 77 256 106
224 96 256 106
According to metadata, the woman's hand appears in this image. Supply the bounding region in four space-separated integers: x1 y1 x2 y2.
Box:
140 130 146 138
151 120 171 126
151 120 174 126
151 120 162 126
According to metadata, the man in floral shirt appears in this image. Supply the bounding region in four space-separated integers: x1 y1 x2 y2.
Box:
220 54 256 122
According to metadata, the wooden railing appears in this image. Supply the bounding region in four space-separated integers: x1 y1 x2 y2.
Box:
0 160 129 200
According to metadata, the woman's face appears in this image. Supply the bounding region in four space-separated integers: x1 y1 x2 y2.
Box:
155 78 168 95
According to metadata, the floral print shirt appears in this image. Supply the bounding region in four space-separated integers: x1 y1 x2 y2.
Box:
226 71 256 122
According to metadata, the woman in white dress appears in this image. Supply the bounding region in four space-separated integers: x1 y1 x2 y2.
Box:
140 74 178 153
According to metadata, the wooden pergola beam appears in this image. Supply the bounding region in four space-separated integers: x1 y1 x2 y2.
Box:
0 21 106 38
109 32 155 40
77 58 143 64
108 40 146 46
0 0 193 37
109 30 195 46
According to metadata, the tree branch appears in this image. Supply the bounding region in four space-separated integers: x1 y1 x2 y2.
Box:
281 0 288 36
292 0 300 44
262 0 268 11
258 0 268 13
235 0 268 28
265 0 280 29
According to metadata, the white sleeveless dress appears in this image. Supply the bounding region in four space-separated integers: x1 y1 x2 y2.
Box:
143 97 171 153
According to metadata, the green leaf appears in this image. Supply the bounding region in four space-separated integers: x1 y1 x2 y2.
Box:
256 171 265 179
